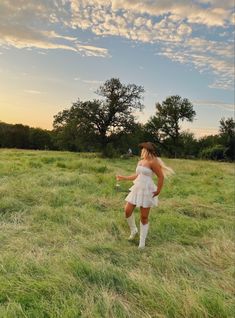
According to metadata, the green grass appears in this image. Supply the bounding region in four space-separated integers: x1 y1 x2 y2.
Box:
0 149 234 318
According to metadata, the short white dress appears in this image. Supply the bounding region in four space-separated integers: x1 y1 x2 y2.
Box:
125 165 158 208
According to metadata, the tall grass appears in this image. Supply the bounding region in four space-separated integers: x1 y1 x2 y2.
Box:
0 149 234 317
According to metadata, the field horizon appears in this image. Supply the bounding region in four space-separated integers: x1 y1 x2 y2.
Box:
0 149 234 318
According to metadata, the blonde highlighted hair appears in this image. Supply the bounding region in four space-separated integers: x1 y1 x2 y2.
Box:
156 157 175 177
140 148 175 178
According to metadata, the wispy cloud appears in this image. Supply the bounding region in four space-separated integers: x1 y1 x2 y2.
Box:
0 1 109 57
73 78 104 85
156 37 234 90
24 89 43 95
76 43 109 57
183 127 219 138
82 79 104 85
0 24 109 57
193 100 234 111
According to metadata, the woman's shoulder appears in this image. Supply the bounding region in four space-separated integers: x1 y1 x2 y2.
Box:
150 157 161 168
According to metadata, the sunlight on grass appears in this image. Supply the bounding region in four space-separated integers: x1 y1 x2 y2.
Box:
0 149 234 317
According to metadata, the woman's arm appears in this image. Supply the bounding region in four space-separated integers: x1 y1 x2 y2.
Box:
151 159 164 196
116 174 138 181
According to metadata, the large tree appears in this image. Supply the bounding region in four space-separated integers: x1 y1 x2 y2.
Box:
53 78 144 151
145 95 196 157
219 117 235 160
219 117 235 137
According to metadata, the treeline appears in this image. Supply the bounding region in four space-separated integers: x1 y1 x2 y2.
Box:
0 78 234 161
0 122 55 150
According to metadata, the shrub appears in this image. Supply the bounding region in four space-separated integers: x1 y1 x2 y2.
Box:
200 145 225 160
102 143 120 158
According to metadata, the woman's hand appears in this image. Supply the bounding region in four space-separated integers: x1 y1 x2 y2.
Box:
152 191 159 197
151 159 164 196
116 175 124 181
116 174 137 181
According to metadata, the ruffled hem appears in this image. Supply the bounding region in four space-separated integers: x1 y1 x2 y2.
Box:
125 178 158 208
125 193 158 208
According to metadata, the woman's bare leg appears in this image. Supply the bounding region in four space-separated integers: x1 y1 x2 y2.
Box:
124 202 138 240
124 202 136 218
140 207 150 224
139 207 151 248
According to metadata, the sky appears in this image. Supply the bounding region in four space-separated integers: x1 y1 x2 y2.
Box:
0 0 234 138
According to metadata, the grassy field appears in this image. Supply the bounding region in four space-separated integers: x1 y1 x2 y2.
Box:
0 149 234 318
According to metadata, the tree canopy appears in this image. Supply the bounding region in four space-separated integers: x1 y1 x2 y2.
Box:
53 78 144 151
145 95 196 157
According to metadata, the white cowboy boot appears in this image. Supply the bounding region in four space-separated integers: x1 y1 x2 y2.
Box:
138 222 149 249
126 214 138 240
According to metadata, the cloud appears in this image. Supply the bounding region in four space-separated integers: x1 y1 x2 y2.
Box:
156 37 234 90
193 100 234 111
0 0 234 89
24 90 43 94
0 23 109 57
68 0 234 89
183 127 219 138
0 1 109 57
76 43 109 57
82 79 104 84
0 25 75 51
69 2 193 43
111 0 233 26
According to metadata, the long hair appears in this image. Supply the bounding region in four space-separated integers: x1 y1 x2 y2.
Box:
156 157 175 177
141 148 174 177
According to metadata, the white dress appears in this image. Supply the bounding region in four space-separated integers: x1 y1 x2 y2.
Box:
125 165 158 208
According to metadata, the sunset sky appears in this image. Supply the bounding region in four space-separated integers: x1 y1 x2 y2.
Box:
0 0 234 137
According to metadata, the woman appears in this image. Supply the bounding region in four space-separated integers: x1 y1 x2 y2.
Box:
116 142 174 249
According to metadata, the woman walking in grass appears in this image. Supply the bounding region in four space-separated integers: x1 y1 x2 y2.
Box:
116 142 174 249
